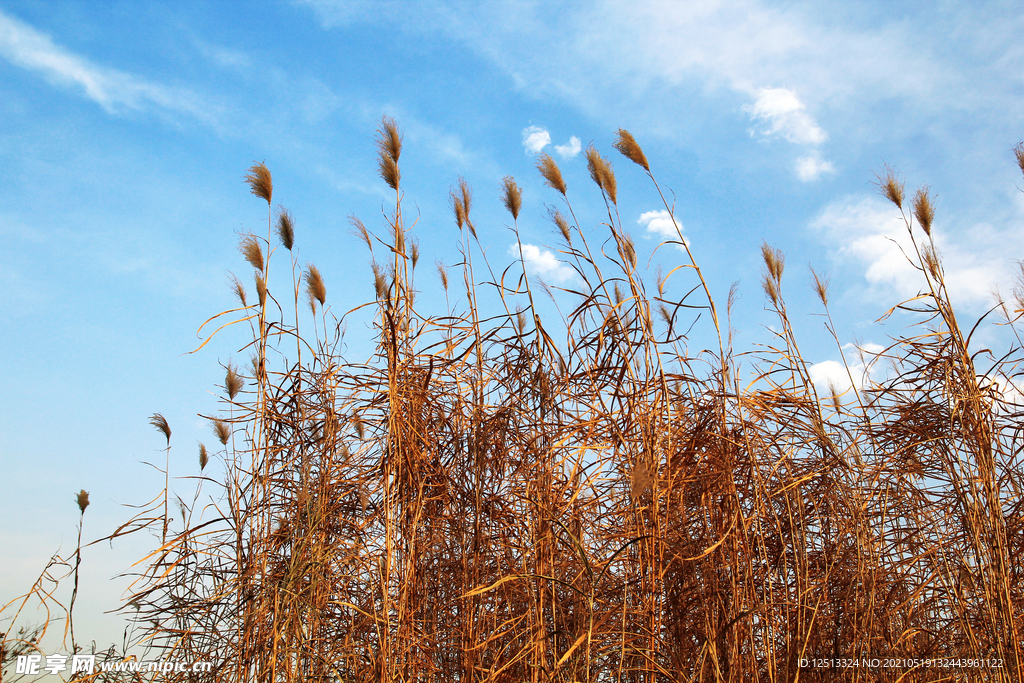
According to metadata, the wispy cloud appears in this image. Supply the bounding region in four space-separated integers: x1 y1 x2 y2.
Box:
510 243 575 283
522 126 551 154
811 196 1017 308
0 8 215 123
796 153 835 182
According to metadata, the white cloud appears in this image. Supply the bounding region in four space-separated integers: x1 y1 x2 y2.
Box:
795 153 835 182
744 87 827 146
509 243 575 283
809 342 885 397
638 210 688 247
522 126 551 155
811 196 1016 308
0 8 214 122
554 135 581 158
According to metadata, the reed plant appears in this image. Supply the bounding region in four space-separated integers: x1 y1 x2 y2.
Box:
5 122 1024 683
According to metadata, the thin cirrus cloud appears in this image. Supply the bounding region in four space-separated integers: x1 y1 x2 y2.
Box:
0 8 215 124
509 243 575 283
521 126 581 159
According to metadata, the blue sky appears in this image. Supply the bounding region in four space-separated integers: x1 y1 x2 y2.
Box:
2 0 1024 651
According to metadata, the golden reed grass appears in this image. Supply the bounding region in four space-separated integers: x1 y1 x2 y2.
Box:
5 124 1024 683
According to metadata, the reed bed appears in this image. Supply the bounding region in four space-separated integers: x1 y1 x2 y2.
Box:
5 122 1024 683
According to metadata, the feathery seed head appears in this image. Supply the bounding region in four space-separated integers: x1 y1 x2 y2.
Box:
376 117 402 190
410 239 420 269
378 156 400 191
536 153 567 196
459 178 473 220
451 190 466 229
350 216 373 252
586 146 617 204
658 303 672 327
228 272 247 307
150 413 171 445
378 116 402 163
244 162 272 205
922 245 942 280
810 267 830 306
225 362 243 400
622 233 635 269
198 443 209 471
501 176 522 221
1015 142 1024 178
876 166 904 210
239 235 264 272
613 129 650 172
372 263 387 299
912 187 935 236
76 489 90 514
275 208 294 250
761 243 785 282
516 305 526 334
436 260 449 290
613 283 624 306
305 263 326 310
255 274 267 307
213 419 231 446
549 207 571 243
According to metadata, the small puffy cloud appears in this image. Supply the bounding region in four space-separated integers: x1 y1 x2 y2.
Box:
522 126 551 155
638 210 689 247
509 243 575 283
554 135 581 158
796 154 835 182
809 342 885 397
744 87 827 146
